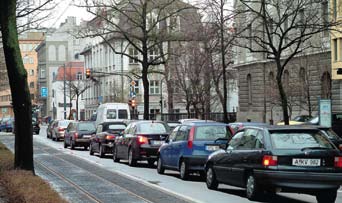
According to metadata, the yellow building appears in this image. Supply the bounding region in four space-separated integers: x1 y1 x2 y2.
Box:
331 0 342 79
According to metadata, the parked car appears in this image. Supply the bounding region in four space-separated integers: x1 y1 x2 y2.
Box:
205 125 342 203
228 122 268 134
89 122 127 157
166 121 181 131
64 121 96 150
51 120 72 141
305 125 342 150
157 121 233 180
113 120 170 166
46 120 56 138
307 113 342 138
0 117 14 132
277 115 313 125
32 117 40 134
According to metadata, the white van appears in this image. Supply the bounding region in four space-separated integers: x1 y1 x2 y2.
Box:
95 103 131 126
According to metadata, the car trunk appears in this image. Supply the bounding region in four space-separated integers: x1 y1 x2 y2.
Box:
139 133 168 146
77 130 95 139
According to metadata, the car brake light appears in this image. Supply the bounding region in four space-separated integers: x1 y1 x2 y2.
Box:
188 127 195 149
263 155 278 167
106 135 115 140
58 127 64 132
74 132 78 139
137 135 148 145
334 157 342 168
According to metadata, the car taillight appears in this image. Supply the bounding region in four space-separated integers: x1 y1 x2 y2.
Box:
74 132 78 139
263 155 278 167
58 127 64 132
334 157 342 168
137 135 148 145
106 135 115 140
188 127 195 149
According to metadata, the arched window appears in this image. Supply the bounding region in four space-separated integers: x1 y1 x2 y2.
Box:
48 45 56 61
321 72 331 99
247 74 252 104
58 45 66 61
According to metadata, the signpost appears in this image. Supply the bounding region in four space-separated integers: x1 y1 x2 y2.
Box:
41 87 48 98
319 99 332 127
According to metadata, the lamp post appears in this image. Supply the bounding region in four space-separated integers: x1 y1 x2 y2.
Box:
63 63 66 119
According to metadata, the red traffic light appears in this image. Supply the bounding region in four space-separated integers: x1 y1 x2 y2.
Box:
132 99 136 107
86 68 91 78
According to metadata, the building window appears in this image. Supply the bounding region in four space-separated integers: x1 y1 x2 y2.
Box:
29 82 34 88
321 72 331 99
29 57 34 64
149 47 159 63
48 45 56 61
150 80 160 95
129 47 139 64
333 0 337 19
29 69 34 76
76 72 82 80
168 15 180 32
134 80 139 94
334 39 338 61
247 74 252 104
40 68 46 79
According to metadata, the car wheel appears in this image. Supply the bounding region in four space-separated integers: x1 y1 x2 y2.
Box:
70 140 75 150
113 146 120 162
179 160 189 180
148 160 155 167
64 140 67 148
128 148 137 166
157 157 165 174
246 174 261 200
99 145 105 158
84 146 88 150
316 189 337 203
206 165 218 190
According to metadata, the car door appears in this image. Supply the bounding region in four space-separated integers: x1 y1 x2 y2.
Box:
170 125 188 168
93 124 103 152
116 123 131 158
161 126 180 167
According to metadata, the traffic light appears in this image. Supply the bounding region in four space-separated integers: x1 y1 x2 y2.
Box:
128 99 132 106
131 99 136 108
86 68 91 79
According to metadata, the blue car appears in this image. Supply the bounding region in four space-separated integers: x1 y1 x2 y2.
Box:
157 121 233 180
0 117 14 132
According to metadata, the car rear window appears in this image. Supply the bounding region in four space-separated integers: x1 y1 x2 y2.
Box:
108 124 126 130
78 123 95 131
118 110 128 119
137 123 168 134
107 110 117 119
59 120 71 127
195 126 230 140
270 131 333 149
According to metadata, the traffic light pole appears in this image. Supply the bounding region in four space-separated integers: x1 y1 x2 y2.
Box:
63 64 66 119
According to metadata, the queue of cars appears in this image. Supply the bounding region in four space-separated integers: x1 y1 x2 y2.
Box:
42 118 342 203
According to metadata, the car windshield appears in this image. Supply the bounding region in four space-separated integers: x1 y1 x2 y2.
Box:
270 131 333 149
137 123 168 134
59 120 71 127
118 110 128 119
195 126 231 140
107 110 117 119
108 124 126 130
78 123 95 131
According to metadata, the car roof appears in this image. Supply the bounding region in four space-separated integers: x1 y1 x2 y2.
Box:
182 121 228 126
99 121 126 125
241 125 321 131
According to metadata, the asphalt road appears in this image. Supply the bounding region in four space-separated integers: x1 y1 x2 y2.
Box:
0 126 341 203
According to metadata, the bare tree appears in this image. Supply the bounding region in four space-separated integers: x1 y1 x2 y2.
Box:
236 0 341 125
78 0 194 119
67 80 90 121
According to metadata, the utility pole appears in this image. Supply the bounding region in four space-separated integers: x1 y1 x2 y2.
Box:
63 63 66 119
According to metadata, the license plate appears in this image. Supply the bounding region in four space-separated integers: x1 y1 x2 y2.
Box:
292 159 321 166
206 145 220 151
151 140 164 145
83 135 91 138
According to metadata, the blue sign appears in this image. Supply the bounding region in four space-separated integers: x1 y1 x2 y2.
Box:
130 91 136 98
41 87 48 98
98 96 103 103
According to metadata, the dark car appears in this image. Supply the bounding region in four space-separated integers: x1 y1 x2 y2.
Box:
316 126 342 150
46 120 55 138
307 113 342 138
157 121 233 180
32 117 40 134
205 126 342 203
113 120 170 166
64 121 96 150
89 122 127 157
228 122 268 134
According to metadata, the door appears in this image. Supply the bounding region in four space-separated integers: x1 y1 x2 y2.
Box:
170 125 188 168
162 126 180 166
93 125 103 152
116 123 132 158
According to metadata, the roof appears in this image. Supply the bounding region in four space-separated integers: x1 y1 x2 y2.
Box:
55 62 84 81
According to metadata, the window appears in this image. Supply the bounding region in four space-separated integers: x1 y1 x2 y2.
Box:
175 126 188 141
40 68 46 78
147 12 159 32
58 45 66 61
247 74 252 104
48 45 56 61
29 82 34 88
106 109 117 119
149 47 159 62
168 126 180 141
227 131 244 150
29 69 34 76
129 47 139 64
235 129 259 150
96 125 103 134
333 39 338 61
168 15 180 32
118 109 128 119
150 80 160 94
134 80 139 94
194 126 231 140
333 0 337 19
76 72 82 80
29 57 34 64
137 122 167 134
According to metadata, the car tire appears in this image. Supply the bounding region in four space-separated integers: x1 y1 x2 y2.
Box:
113 146 120 162
70 140 75 150
206 165 218 190
89 143 94 155
64 140 67 148
128 148 137 167
99 145 105 158
157 157 165 174
179 160 189 180
316 189 337 203
246 173 261 201
148 160 155 167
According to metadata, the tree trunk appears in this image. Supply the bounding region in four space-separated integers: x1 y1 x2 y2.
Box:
220 0 228 123
0 0 34 172
276 62 289 125
142 64 149 120
76 94 79 121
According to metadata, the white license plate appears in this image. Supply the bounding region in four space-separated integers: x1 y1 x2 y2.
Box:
83 135 91 138
292 159 321 166
152 140 164 145
206 145 220 151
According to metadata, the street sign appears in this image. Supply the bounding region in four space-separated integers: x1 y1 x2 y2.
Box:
41 87 48 98
130 81 136 86
319 99 331 128
130 91 136 98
